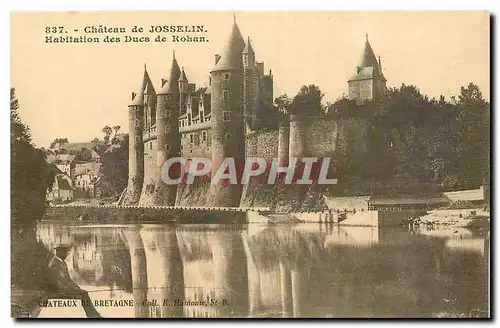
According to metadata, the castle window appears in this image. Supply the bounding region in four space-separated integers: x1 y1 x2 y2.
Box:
202 131 207 142
135 136 140 143
166 110 171 118
190 134 194 144
165 126 171 134
224 133 232 141
165 144 170 151
135 119 140 128
223 90 229 101
222 73 230 80
222 111 230 122
150 142 153 150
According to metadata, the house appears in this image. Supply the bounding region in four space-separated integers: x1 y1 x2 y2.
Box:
73 162 102 198
46 166 74 203
46 154 77 177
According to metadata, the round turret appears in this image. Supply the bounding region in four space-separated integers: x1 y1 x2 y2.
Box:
209 20 246 206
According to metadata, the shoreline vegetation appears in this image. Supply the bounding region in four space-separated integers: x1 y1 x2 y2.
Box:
11 88 55 316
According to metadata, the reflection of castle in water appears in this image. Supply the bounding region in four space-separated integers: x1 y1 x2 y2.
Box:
36 223 488 318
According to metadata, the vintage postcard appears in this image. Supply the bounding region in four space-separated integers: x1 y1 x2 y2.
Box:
11 11 490 318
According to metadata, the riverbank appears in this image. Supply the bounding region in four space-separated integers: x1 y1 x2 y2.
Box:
417 208 489 229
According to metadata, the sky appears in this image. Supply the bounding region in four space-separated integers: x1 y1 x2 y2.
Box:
11 11 490 148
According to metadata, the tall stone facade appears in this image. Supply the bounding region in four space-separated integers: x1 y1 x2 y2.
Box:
124 21 383 208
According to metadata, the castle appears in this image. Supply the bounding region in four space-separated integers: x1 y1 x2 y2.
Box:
122 19 387 208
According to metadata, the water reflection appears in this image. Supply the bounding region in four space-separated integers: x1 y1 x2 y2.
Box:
35 222 489 318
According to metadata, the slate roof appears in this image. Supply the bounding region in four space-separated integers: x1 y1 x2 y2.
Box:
212 21 246 72
157 54 181 95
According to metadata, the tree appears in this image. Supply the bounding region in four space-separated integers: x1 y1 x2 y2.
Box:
289 85 324 117
49 137 69 149
453 83 490 189
99 135 129 197
274 94 292 114
102 126 113 144
11 88 54 222
113 125 121 142
11 88 32 145
324 97 359 119
77 147 93 161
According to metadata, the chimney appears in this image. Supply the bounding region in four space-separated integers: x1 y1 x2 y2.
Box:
214 54 221 65
131 92 137 100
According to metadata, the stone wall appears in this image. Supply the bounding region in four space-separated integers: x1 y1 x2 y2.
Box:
304 119 339 157
129 115 371 208
245 129 279 161
180 127 212 159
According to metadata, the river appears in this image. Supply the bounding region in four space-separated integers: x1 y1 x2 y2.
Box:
23 221 489 318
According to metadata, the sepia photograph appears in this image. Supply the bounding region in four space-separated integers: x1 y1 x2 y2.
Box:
10 11 490 318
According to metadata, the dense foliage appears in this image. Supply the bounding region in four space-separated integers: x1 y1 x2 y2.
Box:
11 88 53 222
98 135 129 198
326 83 490 193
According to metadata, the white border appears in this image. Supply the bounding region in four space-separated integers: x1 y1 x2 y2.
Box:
2 0 497 326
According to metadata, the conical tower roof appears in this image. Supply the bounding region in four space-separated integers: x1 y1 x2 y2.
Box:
129 65 154 106
158 52 182 94
178 67 188 82
359 35 379 68
242 37 254 54
212 20 246 72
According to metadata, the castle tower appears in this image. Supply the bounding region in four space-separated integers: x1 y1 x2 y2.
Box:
125 66 151 204
208 19 247 206
178 67 189 116
289 114 306 159
242 37 257 131
348 34 387 103
154 52 182 206
138 66 158 205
